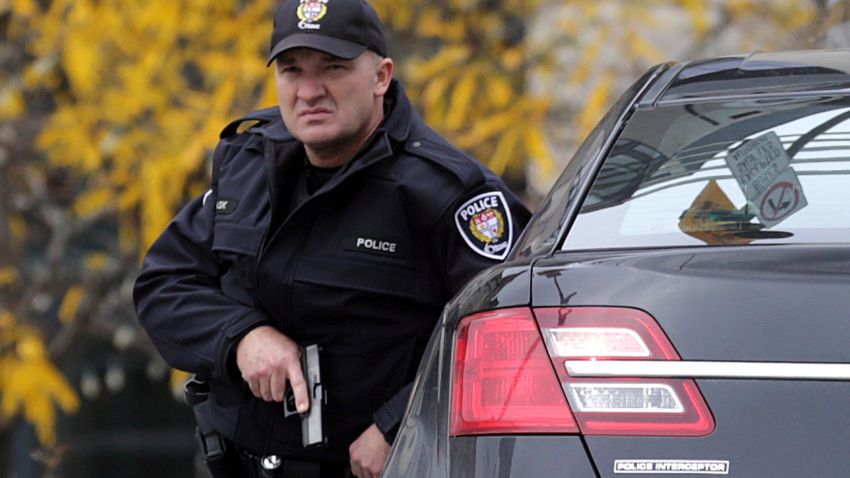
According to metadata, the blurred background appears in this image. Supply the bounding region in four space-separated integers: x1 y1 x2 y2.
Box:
1 0 849 476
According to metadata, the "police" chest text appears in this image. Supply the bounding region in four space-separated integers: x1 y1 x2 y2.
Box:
356 237 397 253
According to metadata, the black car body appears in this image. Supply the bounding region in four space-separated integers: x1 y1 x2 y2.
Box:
382 50 850 477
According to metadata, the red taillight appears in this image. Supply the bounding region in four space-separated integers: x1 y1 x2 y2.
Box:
450 306 715 438
536 307 714 437
450 308 578 436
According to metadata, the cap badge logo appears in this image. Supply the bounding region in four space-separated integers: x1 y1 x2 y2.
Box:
454 191 514 260
297 0 328 30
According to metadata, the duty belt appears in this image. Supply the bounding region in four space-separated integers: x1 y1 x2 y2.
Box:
235 446 352 478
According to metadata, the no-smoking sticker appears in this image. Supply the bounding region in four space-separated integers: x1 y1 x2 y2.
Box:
727 132 808 228
756 169 807 228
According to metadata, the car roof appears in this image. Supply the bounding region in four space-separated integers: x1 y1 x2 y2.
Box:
640 49 850 106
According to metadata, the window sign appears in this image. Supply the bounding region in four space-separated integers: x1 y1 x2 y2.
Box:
724 131 807 227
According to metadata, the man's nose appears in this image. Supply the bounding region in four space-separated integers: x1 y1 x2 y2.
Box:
297 76 326 102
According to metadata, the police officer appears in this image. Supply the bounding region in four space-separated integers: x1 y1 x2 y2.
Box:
134 0 530 476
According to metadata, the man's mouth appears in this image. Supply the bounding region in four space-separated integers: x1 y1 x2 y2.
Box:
299 108 332 119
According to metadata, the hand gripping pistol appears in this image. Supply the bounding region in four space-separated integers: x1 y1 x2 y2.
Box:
283 344 326 447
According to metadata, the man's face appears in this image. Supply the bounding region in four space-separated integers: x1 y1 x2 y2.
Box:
274 48 390 155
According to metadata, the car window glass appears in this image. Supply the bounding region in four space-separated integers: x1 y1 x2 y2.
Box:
512 126 606 258
563 96 850 250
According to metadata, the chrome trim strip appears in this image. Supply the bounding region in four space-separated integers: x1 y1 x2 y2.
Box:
565 360 850 381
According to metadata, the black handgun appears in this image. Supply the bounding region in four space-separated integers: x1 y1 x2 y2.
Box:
283 344 325 447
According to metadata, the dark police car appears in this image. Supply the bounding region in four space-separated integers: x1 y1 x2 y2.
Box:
382 50 850 477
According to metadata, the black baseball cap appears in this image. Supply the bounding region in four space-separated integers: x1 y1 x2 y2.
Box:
267 0 388 65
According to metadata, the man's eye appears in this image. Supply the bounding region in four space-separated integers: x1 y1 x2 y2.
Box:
327 63 347 71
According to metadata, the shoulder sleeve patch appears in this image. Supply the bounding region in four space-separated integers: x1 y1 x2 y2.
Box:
454 191 514 260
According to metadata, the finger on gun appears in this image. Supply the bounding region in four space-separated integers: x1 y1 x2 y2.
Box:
288 365 310 413
271 370 286 402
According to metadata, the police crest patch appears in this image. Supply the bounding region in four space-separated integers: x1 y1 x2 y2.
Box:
454 191 513 260
297 0 328 30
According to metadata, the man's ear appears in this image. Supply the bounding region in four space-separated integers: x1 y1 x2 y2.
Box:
374 57 394 95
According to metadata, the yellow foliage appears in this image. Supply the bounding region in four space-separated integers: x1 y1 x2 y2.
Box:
3 0 292 442
627 31 664 64
682 0 711 38
446 64 479 130
10 0 281 259
523 123 555 177
389 0 559 180
22 59 53 89
576 73 614 141
140 160 179 251
9 216 26 242
487 76 514 109
0 333 80 446
372 0 415 30
62 27 101 98
72 187 114 218
774 0 817 31
0 87 24 119
407 46 471 83
421 72 454 119
568 25 610 86
256 78 280 111
489 127 521 176
500 48 524 71
456 110 515 149
0 267 20 287
10 0 37 16
84 253 112 272
58 286 85 325
417 7 446 38
0 310 14 330
726 0 757 18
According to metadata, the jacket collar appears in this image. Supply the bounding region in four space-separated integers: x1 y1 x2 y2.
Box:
260 117 294 143
381 79 414 143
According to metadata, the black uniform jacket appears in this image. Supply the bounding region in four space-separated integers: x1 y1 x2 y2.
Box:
134 80 531 462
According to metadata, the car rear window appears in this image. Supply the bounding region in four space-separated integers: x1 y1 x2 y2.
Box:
563 96 850 251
